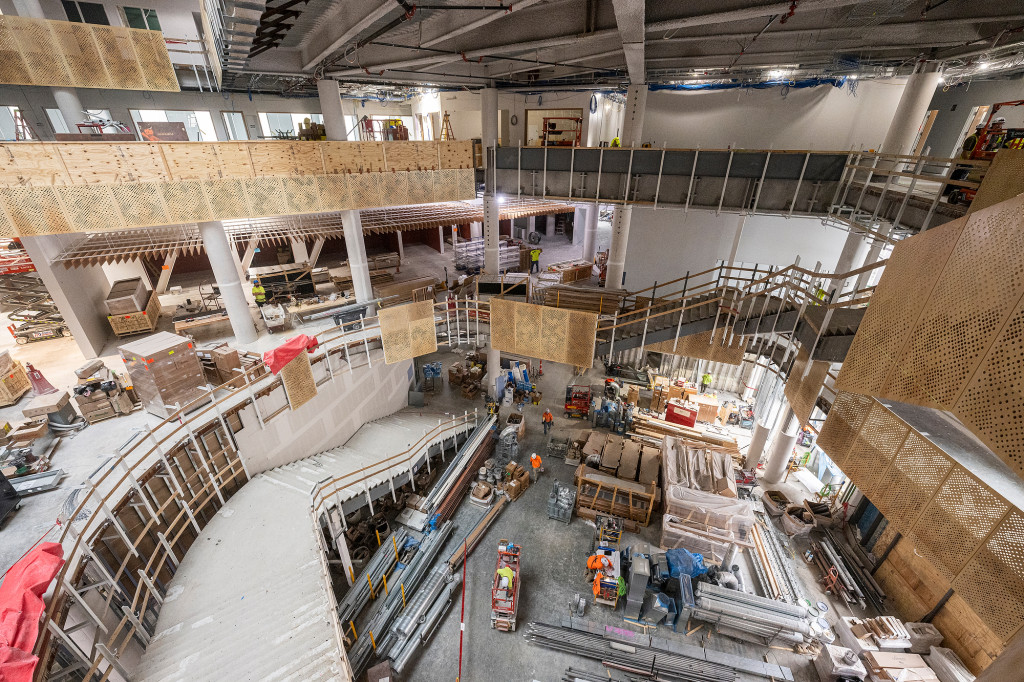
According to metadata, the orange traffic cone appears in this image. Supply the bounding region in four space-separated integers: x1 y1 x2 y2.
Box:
26 362 57 396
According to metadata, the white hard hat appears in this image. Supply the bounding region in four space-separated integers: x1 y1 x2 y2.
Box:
994 116 1007 124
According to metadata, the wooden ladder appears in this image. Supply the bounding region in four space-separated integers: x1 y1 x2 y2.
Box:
439 112 454 140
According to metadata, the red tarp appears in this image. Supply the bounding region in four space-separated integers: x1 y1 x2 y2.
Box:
262 334 318 374
0 542 65 682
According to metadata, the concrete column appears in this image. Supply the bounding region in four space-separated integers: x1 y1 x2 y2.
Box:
854 223 892 292
198 221 258 344
572 206 584 244
727 214 746 266
290 239 309 264
342 210 372 303
481 87 498 165
487 346 501 396
620 84 648 147
744 421 771 470
395 230 404 260
829 229 871 296
438 226 445 254
527 215 536 236
230 243 255 304
155 249 178 294
586 96 605 147
20 234 112 358
316 79 349 141
761 408 798 484
880 62 941 157
483 195 500 273
606 205 632 289
582 203 599 262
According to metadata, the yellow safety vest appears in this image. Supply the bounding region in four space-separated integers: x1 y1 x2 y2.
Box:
252 285 266 302
530 249 540 261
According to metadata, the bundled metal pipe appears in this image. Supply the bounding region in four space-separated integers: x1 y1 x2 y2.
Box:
697 582 808 618
347 520 454 676
390 571 462 673
423 415 495 515
525 621 737 682
336 527 409 625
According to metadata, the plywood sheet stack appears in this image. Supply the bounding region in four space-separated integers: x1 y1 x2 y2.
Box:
119 332 207 419
632 412 741 463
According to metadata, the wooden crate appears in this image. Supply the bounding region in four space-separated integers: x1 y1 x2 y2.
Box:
0 361 31 407
108 290 161 337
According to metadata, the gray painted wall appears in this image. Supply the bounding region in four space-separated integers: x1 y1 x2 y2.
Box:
923 76 1024 159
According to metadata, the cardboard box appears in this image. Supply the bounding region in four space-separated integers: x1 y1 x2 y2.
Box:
109 391 133 414
865 653 928 670
84 406 117 423
75 359 106 379
618 440 641 481
105 277 149 315
582 431 607 458
637 446 662 487
600 434 624 472
23 391 71 419
119 332 207 419
9 420 47 446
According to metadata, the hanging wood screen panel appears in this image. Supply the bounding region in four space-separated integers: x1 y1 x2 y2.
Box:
836 216 964 396
378 301 437 365
783 348 829 426
490 299 597 368
646 327 745 365
0 16 178 91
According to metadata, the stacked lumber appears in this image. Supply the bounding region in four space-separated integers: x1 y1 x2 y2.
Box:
632 413 741 462
536 283 625 315
375 276 440 306
330 267 396 291
545 259 593 283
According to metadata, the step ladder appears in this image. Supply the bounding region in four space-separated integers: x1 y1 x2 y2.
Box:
439 112 454 140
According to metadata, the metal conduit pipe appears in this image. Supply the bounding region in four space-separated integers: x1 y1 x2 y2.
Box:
694 598 813 637
423 416 494 512
336 527 409 624
820 537 864 601
391 572 462 673
697 582 808 618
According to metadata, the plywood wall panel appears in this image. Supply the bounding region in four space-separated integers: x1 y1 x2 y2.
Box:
90 26 146 90
161 144 224 180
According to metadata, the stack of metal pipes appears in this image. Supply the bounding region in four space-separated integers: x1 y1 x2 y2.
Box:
347 520 455 676
524 621 737 682
337 528 409 626
693 582 813 645
423 415 496 521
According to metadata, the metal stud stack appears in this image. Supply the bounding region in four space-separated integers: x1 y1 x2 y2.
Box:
692 582 814 646
547 479 575 523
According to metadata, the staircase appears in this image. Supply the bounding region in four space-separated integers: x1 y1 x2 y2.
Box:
591 261 878 362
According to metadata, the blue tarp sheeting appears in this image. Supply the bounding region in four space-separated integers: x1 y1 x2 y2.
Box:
650 76 847 92
665 548 708 578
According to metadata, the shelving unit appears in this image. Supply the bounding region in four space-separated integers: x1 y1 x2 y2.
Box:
541 117 582 147
453 238 521 273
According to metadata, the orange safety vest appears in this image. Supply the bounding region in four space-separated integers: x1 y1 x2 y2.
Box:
542 412 553 423
593 574 602 596
531 454 542 469
587 555 610 570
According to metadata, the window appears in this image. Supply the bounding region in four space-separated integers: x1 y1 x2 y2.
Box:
62 1 110 25
46 109 114 134
258 112 323 138
221 111 248 140
129 109 218 141
121 6 160 30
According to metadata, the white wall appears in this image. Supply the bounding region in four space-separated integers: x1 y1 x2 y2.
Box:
236 352 413 475
642 79 908 151
621 207 849 292
924 76 1024 159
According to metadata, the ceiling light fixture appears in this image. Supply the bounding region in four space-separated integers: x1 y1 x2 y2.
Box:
979 61 991 70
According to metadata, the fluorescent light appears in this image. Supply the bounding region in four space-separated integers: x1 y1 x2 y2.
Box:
937 76 945 84
979 62 991 70
849 74 858 80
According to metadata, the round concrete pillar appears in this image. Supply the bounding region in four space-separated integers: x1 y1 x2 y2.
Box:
605 205 631 289
198 221 258 344
762 423 799 484
744 420 771 470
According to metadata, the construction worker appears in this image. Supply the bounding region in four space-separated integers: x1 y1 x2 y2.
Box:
700 371 713 394
610 136 621 147
251 279 266 307
530 247 542 273
962 122 986 159
542 408 554 434
983 117 1008 151
529 452 542 482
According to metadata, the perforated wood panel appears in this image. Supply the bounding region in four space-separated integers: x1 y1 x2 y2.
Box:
884 195 1024 409
439 141 475 169
954 295 1024 479
315 175 352 211
647 327 745 365
952 511 1024 642
279 351 317 410
406 171 434 205
910 467 1009 580
967 149 1024 215
491 299 598 368
784 348 829 426
836 217 965 396
0 17 178 91
815 391 872 467
0 142 473 187
379 300 437 364
871 430 953 534
842 400 909 498
282 177 321 214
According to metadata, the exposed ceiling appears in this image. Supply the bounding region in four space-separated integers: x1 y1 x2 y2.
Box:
216 0 1024 94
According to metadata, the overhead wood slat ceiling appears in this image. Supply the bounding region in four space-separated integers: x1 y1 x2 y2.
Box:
51 198 574 267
